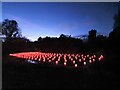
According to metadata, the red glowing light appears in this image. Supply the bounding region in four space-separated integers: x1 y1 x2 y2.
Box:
9 51 104 68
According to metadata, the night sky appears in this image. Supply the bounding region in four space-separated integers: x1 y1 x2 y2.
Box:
2 2 118 41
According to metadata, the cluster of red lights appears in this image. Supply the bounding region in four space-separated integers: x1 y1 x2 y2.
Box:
9 52 104 68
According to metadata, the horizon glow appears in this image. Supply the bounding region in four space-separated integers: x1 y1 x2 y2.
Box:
2 2 118 41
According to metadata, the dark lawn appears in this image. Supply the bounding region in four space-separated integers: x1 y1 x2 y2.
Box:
2 54 120 89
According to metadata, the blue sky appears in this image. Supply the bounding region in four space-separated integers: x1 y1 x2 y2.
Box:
2 2 118 41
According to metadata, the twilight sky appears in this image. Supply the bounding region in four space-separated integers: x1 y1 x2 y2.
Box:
2 2 119 41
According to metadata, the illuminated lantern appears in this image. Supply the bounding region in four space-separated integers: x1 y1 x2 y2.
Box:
58 58 60 61
81 54 83 57
91 56 94 59
56 61 58 64
36 56 39 58
72 54 74 57
84 62 86 65
52 58 55 61
75 56 77 60
79 59 81 62
75 64 77 67
69 56 71 59
43 59 46 62
98 58 101 61
89 60 92 63
94 55 96 58
71 58 73 61
65 60 67 62
47 58 49 61
93 59 95 62
73 61 75 64
38 58 41 61
49 60 51 62
100 55 103 59
64 62 66 66
64 57 66 60
87 55 89 57
89 57 91 59
83 58 85 61
35 58 37 60
9 54 12 56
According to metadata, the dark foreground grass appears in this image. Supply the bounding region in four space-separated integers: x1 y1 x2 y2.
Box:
2 54 120 89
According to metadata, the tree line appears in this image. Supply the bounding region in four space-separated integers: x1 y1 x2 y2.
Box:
1 9 120 55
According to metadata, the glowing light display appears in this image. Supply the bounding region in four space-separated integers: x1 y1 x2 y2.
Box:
9 51 104 68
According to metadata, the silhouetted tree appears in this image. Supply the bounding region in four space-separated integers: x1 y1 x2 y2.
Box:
86 29 97 51
88 29 97 43
109 27 120 41
37 36 42 42
2 19 21 41
59 34 67 38
96 35 107 49
109 7 120 41
113 3 120 30
108 5 120 52
2 37 31 54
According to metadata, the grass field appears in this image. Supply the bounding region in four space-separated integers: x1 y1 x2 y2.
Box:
2 53 120 89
